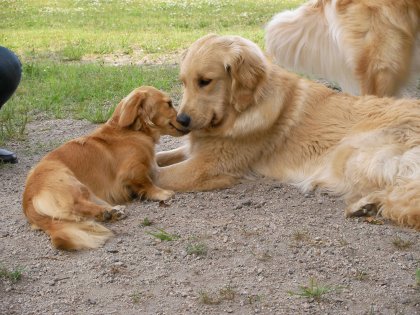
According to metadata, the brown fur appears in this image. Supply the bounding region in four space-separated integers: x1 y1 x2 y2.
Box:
265 0 420 97
156 34 420 230
23 86 188 250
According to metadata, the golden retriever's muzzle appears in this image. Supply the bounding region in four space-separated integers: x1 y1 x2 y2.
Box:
176 113 191 128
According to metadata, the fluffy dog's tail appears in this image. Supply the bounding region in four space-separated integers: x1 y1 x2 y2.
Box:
265 1 358 94
24 202 113 250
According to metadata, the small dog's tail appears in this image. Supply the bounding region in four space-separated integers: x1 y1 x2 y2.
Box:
23 191 113 250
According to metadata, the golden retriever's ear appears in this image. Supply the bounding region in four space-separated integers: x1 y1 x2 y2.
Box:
224 39 268 112
116 90 147 128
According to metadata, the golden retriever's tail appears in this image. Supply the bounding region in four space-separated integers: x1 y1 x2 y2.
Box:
23 191 113 250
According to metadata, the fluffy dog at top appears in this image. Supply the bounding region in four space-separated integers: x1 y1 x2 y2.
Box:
265 0 420 97
23 86 188 250
156 34 420 230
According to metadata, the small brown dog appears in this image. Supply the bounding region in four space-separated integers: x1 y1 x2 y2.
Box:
265 0 420 97
23 86 188 250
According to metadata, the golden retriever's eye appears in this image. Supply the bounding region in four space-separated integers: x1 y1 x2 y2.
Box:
198 78 212 88
168 100 173 108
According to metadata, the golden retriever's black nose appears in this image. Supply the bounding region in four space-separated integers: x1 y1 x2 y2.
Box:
176 113 191 127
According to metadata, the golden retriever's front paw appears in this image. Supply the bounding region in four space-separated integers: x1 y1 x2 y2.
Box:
146 187 175 201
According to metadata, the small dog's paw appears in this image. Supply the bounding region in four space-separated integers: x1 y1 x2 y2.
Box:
101 206 127 222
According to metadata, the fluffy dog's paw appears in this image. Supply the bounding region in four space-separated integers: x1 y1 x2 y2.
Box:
102 205 127 222
345 203 377 217
147 187 175 201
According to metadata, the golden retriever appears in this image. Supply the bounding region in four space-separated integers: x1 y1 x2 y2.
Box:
156 34 420 230
265 0 420 97
23 86 188 250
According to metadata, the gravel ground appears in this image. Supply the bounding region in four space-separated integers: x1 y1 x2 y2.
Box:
1 89 420 315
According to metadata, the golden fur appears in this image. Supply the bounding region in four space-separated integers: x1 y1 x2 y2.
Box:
265 0 420 97
156 34 420 230
23 86 188 250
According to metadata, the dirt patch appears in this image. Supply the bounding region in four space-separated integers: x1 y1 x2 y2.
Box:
1 106 420 314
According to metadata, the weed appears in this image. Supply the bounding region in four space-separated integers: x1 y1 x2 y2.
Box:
198 286 237 305
247 294 263 305
131 291 141 304
219 286 236 301
288 278 334 301
141 217 153 227
355 270 369 281
186 243 207 256
416 269 420 287
292 230 309 242
392 236 413 250
199 291 220 305
146 228 179 241
0 264 24 283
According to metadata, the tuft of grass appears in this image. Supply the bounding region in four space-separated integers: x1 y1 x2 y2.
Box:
198 286 236 305
186 242 208 256
0 264 24 283
292 230 310 242
131 291 141 304
219 286 236 301
146 228 179 241
416 269 420 287
199 291 221 305
392 236 413 250
247 294 263 305
355 270 369 281
288 278 335 301
140 217 153 227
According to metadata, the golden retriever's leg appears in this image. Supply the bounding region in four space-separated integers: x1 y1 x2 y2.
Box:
156 145 188 167
156 159 238 192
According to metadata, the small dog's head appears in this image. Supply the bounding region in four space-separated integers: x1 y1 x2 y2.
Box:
176 34 269 134
110 86 189 137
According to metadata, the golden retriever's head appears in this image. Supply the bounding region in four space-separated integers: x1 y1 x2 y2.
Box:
110 86 189 137
176 34 269 135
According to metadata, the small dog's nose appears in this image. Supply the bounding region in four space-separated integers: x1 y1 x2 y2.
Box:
176 113 191 127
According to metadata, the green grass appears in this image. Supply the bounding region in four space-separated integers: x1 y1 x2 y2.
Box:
146 228 179 241
186 242 208 256
0 0 303 144
288 278 335 301
0 264 24 283
0 0 303 62
0 62 180 144
416 269 420 286
140 217 153 227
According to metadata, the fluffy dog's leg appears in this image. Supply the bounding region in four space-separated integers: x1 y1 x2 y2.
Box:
379 181 420 230
346 182 420 230
156 159 238 192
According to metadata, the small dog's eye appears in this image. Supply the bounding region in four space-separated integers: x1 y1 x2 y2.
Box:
168 101 173 108
198 78 212 87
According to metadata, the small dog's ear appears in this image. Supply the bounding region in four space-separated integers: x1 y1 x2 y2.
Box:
224 38 268 112
116 90 147 128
